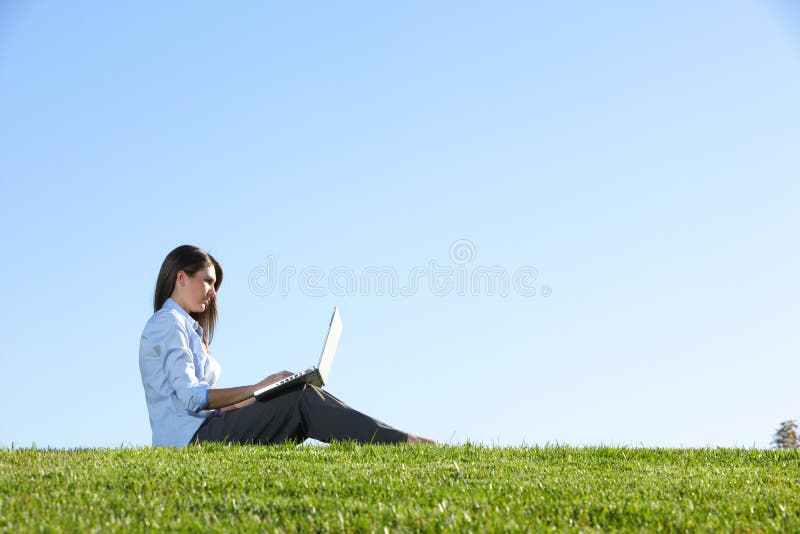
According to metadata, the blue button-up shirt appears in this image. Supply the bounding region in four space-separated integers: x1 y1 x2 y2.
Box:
139 297 221 447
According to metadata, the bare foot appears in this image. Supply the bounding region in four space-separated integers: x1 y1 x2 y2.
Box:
407 434 438 445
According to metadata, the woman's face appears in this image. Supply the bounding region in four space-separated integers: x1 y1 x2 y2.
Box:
172 264 217 313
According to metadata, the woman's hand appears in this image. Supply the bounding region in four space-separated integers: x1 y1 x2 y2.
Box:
212 370 296 412
254 370 295 390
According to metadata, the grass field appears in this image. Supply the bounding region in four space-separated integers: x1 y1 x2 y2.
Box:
1 443 798 532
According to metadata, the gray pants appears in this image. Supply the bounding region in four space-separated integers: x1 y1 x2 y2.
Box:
191 384 409 445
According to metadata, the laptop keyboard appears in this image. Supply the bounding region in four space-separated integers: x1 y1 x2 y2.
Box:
274 367 315 387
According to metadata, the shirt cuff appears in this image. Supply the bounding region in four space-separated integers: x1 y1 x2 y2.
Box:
186 382 211 413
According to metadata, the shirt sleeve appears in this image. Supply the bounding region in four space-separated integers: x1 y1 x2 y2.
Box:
152 314 210 413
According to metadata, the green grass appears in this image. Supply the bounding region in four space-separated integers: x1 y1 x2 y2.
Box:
1 443 798 532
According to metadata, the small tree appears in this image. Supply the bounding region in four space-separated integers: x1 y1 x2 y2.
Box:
772 420 799 450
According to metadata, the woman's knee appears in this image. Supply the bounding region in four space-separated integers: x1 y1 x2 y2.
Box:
299 384 349 408
299 383 323 398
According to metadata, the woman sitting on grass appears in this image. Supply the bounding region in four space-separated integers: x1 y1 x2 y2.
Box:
139 244 435 448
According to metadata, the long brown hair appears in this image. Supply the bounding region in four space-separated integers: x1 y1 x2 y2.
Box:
153 245 223 345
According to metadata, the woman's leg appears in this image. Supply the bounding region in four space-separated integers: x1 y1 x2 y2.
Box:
192 384 409 445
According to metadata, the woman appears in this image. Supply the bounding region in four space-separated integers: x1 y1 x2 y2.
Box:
139 245 434 447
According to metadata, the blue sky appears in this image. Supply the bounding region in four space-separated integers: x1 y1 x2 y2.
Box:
1 1 798 448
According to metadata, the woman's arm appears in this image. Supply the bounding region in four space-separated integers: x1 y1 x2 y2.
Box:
219 396 257 413
207 386 257 410
207 370 294 411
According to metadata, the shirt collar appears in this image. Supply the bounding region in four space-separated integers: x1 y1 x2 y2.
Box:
163 297 204 337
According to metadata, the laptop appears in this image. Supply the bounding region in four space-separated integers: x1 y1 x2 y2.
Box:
253 307 343 401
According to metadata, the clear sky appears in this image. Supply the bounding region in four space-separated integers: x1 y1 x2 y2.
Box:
1 1 798 449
